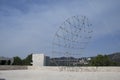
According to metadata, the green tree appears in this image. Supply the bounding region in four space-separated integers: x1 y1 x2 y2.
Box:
22 54 32 65
12 56 23 65
90 54 113 66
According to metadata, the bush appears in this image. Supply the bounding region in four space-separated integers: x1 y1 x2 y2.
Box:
90 54 115 66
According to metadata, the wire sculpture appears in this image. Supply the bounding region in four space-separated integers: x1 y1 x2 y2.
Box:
51 15 93 66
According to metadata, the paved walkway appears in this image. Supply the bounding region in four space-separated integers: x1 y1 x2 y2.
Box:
0 69 120 80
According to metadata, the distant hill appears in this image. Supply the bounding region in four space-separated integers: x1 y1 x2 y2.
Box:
108 52 120 63
49 52 120 66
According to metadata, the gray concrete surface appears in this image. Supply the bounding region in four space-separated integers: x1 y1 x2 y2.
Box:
0 67 120 80
0 66 27 70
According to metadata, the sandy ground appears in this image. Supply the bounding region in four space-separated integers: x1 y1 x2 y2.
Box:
0 69 120 80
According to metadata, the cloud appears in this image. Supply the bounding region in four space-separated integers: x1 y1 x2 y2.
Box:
0 0 120 57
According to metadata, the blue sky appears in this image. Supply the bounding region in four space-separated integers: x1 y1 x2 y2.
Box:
0 0 120 58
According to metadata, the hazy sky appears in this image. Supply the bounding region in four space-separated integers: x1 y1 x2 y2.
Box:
0 0 120 58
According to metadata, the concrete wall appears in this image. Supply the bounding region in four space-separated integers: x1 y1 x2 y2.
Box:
32 54 45 66
0 66 120 72
0 66 27 70
27 66 120 72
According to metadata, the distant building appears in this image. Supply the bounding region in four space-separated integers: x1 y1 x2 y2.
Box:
31 54 50 66
0 57 14 65
31 53 91 66
50 57 91 66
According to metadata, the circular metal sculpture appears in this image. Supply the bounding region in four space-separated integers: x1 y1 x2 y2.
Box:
51 15 93 66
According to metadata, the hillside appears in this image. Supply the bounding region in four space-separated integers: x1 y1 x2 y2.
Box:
108 52 120 63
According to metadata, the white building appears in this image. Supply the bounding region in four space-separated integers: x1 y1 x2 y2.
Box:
32 54 50 66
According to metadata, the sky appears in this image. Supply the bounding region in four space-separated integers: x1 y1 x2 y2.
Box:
0 0 120 58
